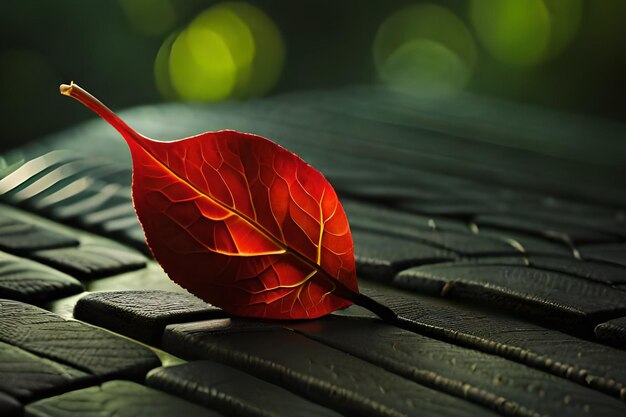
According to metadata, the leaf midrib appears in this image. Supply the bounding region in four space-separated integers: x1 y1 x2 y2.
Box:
135 142 338 289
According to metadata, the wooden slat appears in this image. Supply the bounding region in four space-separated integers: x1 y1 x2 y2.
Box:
362 285 626 400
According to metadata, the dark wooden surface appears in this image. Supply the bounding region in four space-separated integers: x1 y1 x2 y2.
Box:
1 86 626 416
147 361 342 417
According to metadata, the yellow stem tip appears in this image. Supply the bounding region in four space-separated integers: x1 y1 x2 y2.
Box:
59 81 75 96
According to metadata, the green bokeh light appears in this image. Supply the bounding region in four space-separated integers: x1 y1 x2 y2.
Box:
374 4 476 98
469 0 582 67
155 1 284 101
380 39 471 98
543 0 582 58
230 2 285 97
169 27 237 102
154 31 178 100
190 5 255 98
470 0 549 67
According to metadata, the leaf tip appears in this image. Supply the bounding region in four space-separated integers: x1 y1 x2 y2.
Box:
59 81 75 97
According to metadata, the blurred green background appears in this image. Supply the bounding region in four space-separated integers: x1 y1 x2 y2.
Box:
1 0 625 150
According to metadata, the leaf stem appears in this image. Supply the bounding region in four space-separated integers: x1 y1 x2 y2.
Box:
59 82 145 146
332 280 398 323
353 293 399 323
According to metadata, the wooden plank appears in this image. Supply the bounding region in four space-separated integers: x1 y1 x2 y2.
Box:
0 212 78 254
290 316 626 417
147 361 342 417
440 256 626 285
474 214 617 244
0 299 160 380
353 229 455 281
595 317 626 349
163 319 499 417
74 290 226 344
0 392 21 417
0 341 91 402
25 381 222 417
32 244 146 280
580 244 626 268
393 264 626 325
0 251 83 303
361 285 626 400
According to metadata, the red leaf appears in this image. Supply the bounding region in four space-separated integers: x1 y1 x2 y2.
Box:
60 82 358 319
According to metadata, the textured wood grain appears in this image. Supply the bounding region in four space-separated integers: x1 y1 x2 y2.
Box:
474 214 617 244
0 391 21 417
32 244 146 280
5 85 626 415
11 88 626 243
25 380 222 417
79 203 136 227
595 317 626 349
343 199 572 258
0 251 83 303
472 228 574 257
0 299 160 380
337 182 451 205
394 264 626 324
350 216 518 256
579 244 626 268
527 256 626 285
0 213 78 254
362 286 626 400
501 208 626 240
163 319 499 417
353 229 455 281
291 87 626 206
398 200 506 217
290 316 626 417
342 198 470 233
3 158 115 207
50 184 130 221
0 341 91 401
74 290 226 344
46 183 149 252
147 361 342 417
441 256 626 285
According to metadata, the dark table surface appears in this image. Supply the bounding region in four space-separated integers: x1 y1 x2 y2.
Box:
1 86 626 417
